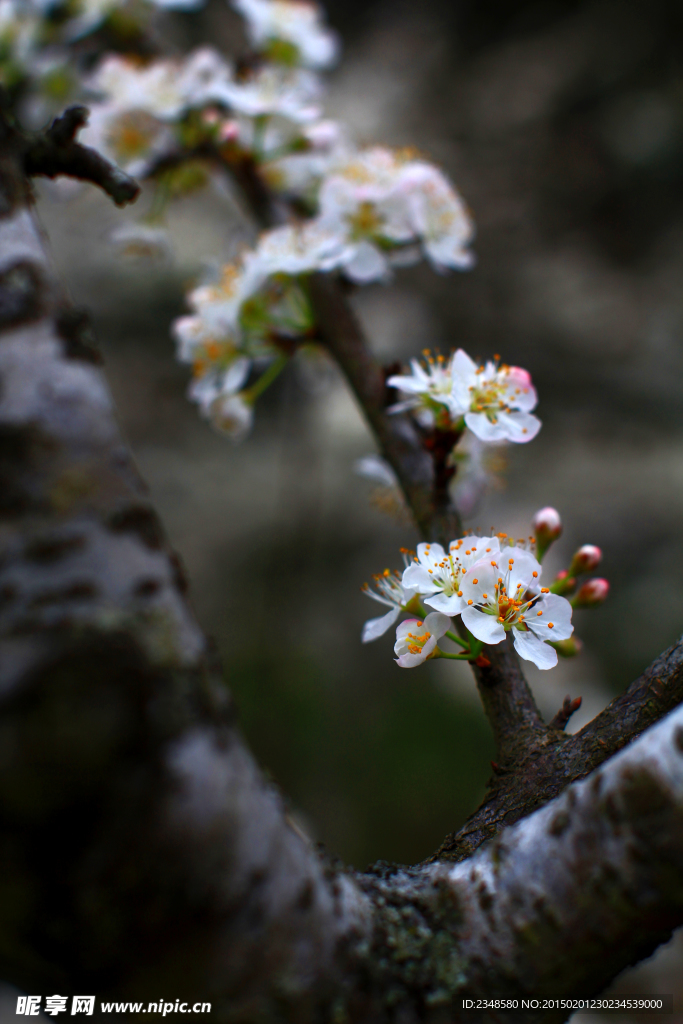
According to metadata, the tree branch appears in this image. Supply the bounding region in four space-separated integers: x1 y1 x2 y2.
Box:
306 272 453 543
434 632 683 862
22 106 140 206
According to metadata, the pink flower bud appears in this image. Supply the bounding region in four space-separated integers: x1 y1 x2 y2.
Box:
507 366 532 388
532 506 562 560
572 578 609 608
218 120 240 143
569 544 602 576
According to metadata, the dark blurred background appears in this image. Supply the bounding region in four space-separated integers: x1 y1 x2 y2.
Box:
29 0 683 1004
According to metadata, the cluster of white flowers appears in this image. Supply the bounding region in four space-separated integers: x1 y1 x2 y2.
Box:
172 237 322 436
69 0 340 179
0 0 475 438
363 532 574 671
388 348 541 443
79 48 238 175
0 0 204 114
363 507 611 673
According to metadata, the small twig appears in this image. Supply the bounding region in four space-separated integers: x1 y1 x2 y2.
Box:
23 105 140 206
550 694 583 731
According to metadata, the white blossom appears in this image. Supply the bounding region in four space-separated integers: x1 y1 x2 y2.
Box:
394 612 450 668
184 256 268 342
449 350 541 443
459 547 573 670
80 49 234 174
262 119 349 199
63 0 205 41
231 0 339 69
86 48 233 120
361 551 418 643
255 219 346 276
79 103 174 176
208 64 322 123
315 147 474 283
209 391 254 439
109 222 171 260
401 535 501 616
388 348 541 443
387 350 460 424
188 358 254 440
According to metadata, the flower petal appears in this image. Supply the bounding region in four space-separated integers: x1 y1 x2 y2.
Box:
343 241 389 283
424 591 464 615
527 594 574 642
395 617 425 641
402 563 439 594
417 541 445 564
464 411 510 442
423 611 451 639
461 606 506 644
496 410 542 444
362 606 400 643
513 629 558 670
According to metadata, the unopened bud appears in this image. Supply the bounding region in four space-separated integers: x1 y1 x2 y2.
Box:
568 544 602 576
549 636 583 658
550 569 576 596
572 578 609 608
218 120 240 144
532 506 562 561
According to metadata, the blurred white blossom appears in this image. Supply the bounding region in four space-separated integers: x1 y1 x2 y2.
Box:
231 0 339 69
315 147 474 282
188 357 254 440
109 221 172 260
208 64 322 123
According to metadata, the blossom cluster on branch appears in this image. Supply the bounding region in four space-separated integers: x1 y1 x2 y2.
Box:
362 508 608 671
3 0 611 677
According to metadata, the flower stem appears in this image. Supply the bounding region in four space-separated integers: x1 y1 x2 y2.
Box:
445 629 470 649
244 353 289 402
252 114 269 160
